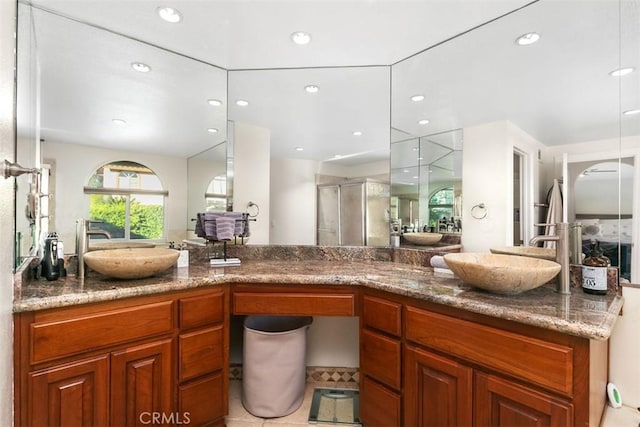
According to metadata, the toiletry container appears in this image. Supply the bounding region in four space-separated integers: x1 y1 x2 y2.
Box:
582 240 610 295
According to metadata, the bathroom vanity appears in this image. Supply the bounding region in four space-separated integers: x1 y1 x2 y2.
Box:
13 248 622 427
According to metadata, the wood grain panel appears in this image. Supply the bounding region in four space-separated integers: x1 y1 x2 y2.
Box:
233 292 355 316
405 305 574 395
361 329 401 390
179 291 225 330
111 339 173 427
404 344 473 427
179 326 224 381
475 372 573 427
360 376 401 427
31 301 174 364
362 295 401 337
179 372 225 426
29 354 109 427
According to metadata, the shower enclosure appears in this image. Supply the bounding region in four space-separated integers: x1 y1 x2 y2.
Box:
317 180 390 246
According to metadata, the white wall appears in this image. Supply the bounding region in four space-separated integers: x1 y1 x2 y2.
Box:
462 120 544 252
0 1 16 424
232 122 271 244
43 141 188 252
270 158 318 245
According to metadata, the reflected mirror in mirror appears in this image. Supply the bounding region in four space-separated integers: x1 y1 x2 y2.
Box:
390 129 462 241
187 142 227 236
19 5 227 254
569 159 634 280
392 0 624 252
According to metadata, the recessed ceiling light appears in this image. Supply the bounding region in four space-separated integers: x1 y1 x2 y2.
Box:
112 119 126 126
417 157 423 160
352 131 362 136
609 67 635 77
236 100 249 107
157 7 182 23
333 154 342 159
623 109 640 116
412 147 418 151
410 95 425 102
403 169 409 173
295 147 304 151
291 31 311 45
516 32 540 46
131 62 151 73
207 99 222 107
413 176 419 179
418 119 430 125
207 128 218 133
304 85 319 93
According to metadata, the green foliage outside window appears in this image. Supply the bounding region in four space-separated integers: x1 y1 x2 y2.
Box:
89 195 163 239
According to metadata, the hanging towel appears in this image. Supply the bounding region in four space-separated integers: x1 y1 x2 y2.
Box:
544 179 563 249
215 216 236 241
222 212 244 237
202 212 224 240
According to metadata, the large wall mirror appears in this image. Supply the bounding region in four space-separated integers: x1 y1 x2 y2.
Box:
15 3 227 264
391 0 631 254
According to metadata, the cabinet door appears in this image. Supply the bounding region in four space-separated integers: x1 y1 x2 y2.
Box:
29 354 109 427
475 372 573 427
404 344 472 427
111 339 173 427
179 371 225 426
360 375 401 427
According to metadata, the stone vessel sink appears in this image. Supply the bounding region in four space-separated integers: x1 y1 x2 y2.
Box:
83 248 179 279
88 241 156 251
403 232 443 246
443 253 561 294
489 246 555 261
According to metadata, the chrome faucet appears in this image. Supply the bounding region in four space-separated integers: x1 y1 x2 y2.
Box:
76 219 111 278
529 222 570 294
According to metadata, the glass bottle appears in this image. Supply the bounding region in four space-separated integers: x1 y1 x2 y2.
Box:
582 241 610 295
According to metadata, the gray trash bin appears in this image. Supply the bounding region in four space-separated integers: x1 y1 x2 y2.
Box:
242 315 313 418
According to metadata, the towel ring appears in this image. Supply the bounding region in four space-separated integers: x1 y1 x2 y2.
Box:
471 203 488 219
246 201 260 218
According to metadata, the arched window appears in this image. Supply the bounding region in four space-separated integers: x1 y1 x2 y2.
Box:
429 187 454 224
85 161 167 240
205 175 227 212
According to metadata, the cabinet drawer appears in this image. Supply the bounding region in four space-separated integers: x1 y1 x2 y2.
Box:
31 301 174 364
179 291 225 330
179 326 224 381
233 291 355 316
179 372 225 426
362 295 401 337
361 329 401 390
360 376 401 427
405 306 574 395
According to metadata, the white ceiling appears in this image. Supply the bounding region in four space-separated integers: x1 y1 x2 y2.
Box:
19 0 639 164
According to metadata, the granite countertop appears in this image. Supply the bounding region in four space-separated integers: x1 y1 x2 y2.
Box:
14 258 623 341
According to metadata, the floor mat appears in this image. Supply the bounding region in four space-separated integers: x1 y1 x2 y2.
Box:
308 387 361 425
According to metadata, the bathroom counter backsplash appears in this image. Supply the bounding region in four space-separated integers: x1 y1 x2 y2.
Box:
14 245 621 341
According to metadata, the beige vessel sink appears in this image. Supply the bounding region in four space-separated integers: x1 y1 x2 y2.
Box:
403 232 443 246
83 248 179 279
443 253 561 294
88 241 156 251
489 246 555 261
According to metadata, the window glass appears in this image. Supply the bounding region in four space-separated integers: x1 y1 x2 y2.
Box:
86 161 165 240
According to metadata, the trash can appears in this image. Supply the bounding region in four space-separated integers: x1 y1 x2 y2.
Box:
242 315 313 418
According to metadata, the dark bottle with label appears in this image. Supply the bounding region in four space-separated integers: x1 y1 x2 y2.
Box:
582 241 610 295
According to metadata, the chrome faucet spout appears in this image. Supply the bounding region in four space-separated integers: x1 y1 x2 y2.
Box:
529 223 570 294
76 219 111 278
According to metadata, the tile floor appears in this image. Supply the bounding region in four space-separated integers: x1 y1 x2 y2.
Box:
226 380 360 427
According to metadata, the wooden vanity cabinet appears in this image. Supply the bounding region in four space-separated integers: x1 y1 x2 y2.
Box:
15 286 229 427
403 302 607 427
359 291 403 426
